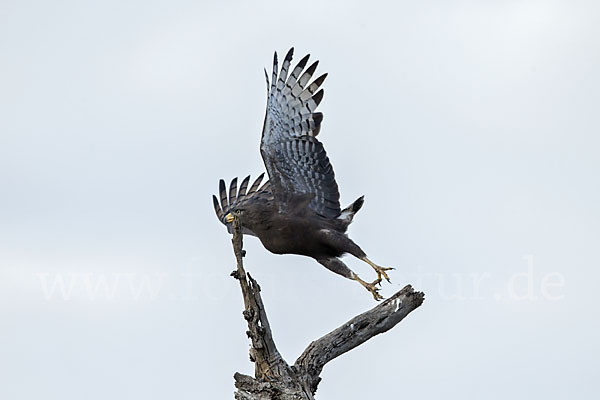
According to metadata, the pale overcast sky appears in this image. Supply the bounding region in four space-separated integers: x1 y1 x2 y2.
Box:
1 1 598 399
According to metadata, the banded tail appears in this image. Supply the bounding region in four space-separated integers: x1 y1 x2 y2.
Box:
337 195 364 226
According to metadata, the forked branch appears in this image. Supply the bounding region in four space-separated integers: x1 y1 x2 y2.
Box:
229 217 425 399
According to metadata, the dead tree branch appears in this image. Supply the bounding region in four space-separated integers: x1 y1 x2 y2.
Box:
229 217 425 399
293 285 424 393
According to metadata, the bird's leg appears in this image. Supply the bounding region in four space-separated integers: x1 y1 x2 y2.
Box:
351 272 383 301
361 257 394 283
316 229 395 284
317 257 383 301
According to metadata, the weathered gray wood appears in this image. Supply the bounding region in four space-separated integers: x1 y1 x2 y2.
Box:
293 285 424 394
230 217 293 381
229 216 425 399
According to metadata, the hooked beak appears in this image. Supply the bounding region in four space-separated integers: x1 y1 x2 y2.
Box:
225 213 235 223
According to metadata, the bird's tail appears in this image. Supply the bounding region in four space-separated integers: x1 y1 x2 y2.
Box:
337 196 364 226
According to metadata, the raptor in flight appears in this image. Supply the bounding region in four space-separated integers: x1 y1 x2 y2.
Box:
213 48 392 300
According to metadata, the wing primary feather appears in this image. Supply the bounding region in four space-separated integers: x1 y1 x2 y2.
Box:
213 195 224 220
300 73 327 99
228 178 238 209
238 175 250 199
310 89 324 110
286 54 310 91
277 48 294 92
270 52 278 94
295 61 319 92
261 181 271 191
219 179 228 212
298 89 325 113
264 68 270 93
248 172 265 195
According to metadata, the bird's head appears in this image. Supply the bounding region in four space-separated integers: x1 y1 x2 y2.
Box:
225 208 245 223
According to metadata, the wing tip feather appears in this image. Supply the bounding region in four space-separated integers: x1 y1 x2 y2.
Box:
313 89 324 106
284 47 294 62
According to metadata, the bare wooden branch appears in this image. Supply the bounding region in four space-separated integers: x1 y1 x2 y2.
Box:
229 216 425 399
230 217 292 380
293 285 425 393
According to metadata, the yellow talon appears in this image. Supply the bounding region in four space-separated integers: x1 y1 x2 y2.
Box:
361 257 394 283
352 272 384 301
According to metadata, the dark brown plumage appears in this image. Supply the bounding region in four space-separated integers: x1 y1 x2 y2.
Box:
212 48 392 300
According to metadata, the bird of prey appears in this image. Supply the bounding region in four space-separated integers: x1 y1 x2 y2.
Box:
212 48 392 300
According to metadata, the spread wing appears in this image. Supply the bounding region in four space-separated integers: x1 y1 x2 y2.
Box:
260 48 341 219
212 174 272 236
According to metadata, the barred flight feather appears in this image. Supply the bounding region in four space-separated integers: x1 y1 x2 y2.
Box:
270 52 278 94
259 48 342 218
228 177 237 210
219 179 228 212
247 173 265 195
